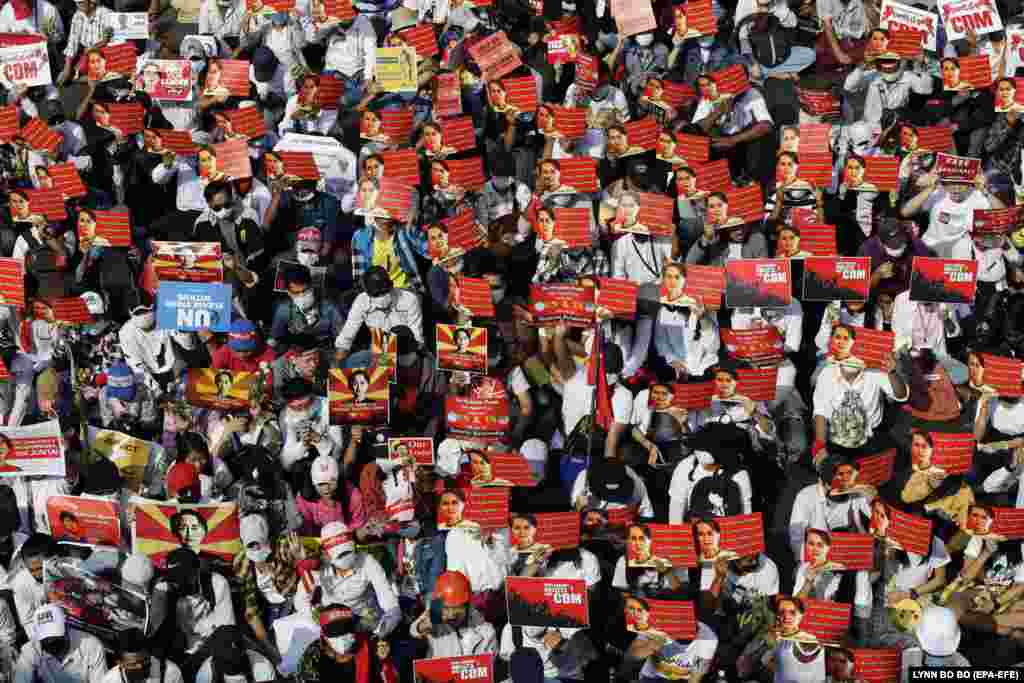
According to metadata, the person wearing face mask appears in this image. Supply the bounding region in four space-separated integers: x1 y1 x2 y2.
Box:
119 300 196 394
98 362 160 437
890 292 966 384
294 521 401 639
475 154 532 238
199 0 245 54
295 604 371 682
269 268 345 354
15 603 106 683
388 325 446 436
162 546 236 674
310 12 378 109
350 206 429 294
951 230 1019 314
844 54 932 127
279 180 347 262
212 320 276 372
272 227 347 294
335 267 424 366
101 628 184 683
410 570 498 657
194 181 265 310
562 62 630 156
192 625 278 683
242 12 310 95
120 554 170 637
899 606 970 680
10 533 55 635
278 377 342 471
857 219 933 300
902 171 1003 258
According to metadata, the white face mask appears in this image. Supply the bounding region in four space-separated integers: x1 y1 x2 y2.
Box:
327 634 357 654
135 312 155 330
883 244 906 258
297 251 318 267
246 545 271 562
332 552 357 570
212 206 233 221
635 33 654 47
291 290 316 312
370 294 392 311
605 373 619 386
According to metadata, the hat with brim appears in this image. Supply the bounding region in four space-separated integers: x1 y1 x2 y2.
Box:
33 604 66 641
588 461 634 503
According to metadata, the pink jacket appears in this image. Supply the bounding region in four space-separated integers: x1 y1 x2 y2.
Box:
295 483 367 535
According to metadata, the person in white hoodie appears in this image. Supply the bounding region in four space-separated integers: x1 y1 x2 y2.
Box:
277 377 342 472
890 292 967 384
118 301 197 394
901 171 1001 258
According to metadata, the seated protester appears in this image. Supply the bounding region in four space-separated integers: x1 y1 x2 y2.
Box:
891 292 966 384
387 325 447 437
900 347 963 424
505 513 603 591
98 362 160 437
862 498 949 649
824 153 887 256
194 181 265 316
647 263 721 379
693 364 776 451
617 595 719 682
611 524 687 597
10 533 54 635
897 430 974 528
15 604 106 683
334 267 425 367
814 300 870 358
410 571 498 658
685 194 769 265
858 219 934 301
499 617 598 683
269 178 351 263
842 53 932 127
269 267 346 354
296 455 368 537
901 170 1003 259
669 424 754 520
278 377 342 471
296 604 373 682
812 324 909 462
193 625 277 683
793 528 872 629
738 596 824 683
270 335 329 397
789 457 873 560
699 551 781 665
951 229 1019 316
161 547 235 668
101 628 185 683
120 554 170 638
294 522 401 638
271 227 348 295
629 377 694 470
212 320 276 372
531 207 609 284
572 458 655 522
766 152 820 226
900 606 970 678
119 299 199 394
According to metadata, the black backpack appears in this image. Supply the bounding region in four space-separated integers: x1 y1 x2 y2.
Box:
688 470 743 519
736 12 793 67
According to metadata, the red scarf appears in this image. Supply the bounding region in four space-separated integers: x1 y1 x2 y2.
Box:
9 0 32 21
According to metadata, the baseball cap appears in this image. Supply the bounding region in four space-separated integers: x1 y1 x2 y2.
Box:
252 46 279 83
166 462 200 499
240 514 270 547
106 362 136 402
33 604 66 641
228 319 258 353
311 455 339 485
320 521 354 561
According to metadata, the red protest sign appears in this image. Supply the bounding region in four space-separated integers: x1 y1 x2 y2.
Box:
106 102 144 136
734 366 778 402
415 655 495 683
801 599 852 645
681 0 717 34
624 117 659 150
46 163 87 199
884 505 933 556
799 124 832 155
400 24 439 58
463 450 537 487
526 511 582 551
20 118 61 154
275 151 320 181
802 257 871 302
887 28 925 58
693 159 733 193
827 532 875 571
596 277 639 319
467 31 523 81
506 577 589 628
993 507 1024 540
910 257 978 304
574 53 598 92
714 63 751 96
317 75 343 110
798 88 841 118
437 324 488 376
549 106 588 140
438 210 485 257
914 126 956 152
626 599 697 642
223 107 266 140
379 149 419 186
76 42 137 79
675 133 709 163
462 486 511 530
725 259 792 308
551 207 592 248
528 284 595 327
445 394 511 443
979 353 1024 396
152 129 197 155
716 513 766 559
327 367 389 426
48 495 119 546
728 184 764 225
930 432 974 475
863 155 900 192
207 59 250 97
947 54 992 90
439 115 476 153
797 152 832 187
435 72 463 119
453 277 496 318
499 74 539 113
627 522 698 569
447 156 487 191
0 258 25 309
852 649 903 683
90 208 132 247
379 108 415 145
856 449 897 488
18 188 66 222
557 157 599 192
655 381 714 411
211 138 253 179
843 325 896 370
0 105 17 143
609 192 673 237
683 264 726 309
974 206 1023 235
721 327 785 364
798 225 838 256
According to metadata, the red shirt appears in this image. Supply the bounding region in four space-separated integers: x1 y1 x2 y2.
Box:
210 345 275 372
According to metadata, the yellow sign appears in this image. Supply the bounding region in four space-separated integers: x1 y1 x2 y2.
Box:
376 46 418 93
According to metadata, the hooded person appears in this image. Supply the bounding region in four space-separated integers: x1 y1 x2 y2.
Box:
15 603 107 683
293 521 401 638
410 570 498 658
193 624 278 683
296 604 372 682
163 546 236 664
121 553 170 637
900 606 970 677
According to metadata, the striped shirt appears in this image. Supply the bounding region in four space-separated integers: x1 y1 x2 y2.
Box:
64 6 113 57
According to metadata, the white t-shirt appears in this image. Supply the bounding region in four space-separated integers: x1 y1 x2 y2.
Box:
638 621 718 680
891 536 951 592
562 365 633 436
923 191 991 257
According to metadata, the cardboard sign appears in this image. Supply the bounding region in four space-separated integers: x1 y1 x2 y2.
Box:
627 522 698 569
798 225 839 256
44 163 87 199
992 507 1024 540
437 324 488 375
557 157 599 192
0 420 64 477
851 649 903 683
909 257 977 304
20 117 61 155
713 63 751 96
974 206 1024 235
798 88 841 118
880 0 939 50
445 394 511 443
801 599 852 646
733 366 779 402
546 34 581 64
205 59 250 97
721 328 785 364
939 0 1003 40
944 54 992 90
716 513 766 559
674 133 709 163
437 116 477 154
625 598 697 642
797 151 833 187
521 511 581 551
376 46 418 93
0 39 51 89
863 156 900 192
435 72 463 118
679 0 717 35
414 655 494 683
826 532 875 571
222 107 266 140
211 138 253 180
45 560 148 640
446 156 487 191
506 577 589 628
725 259 792 308
157 282 232 333
574 53 598 93
44 298 94 325
596 277 639 319
47 495 121 547
0 258 24 310
802 257 871 302
934 152 981 183
930 432 974 475
528 284 595 326
151 242 223 283
315 75 343 110
453 277 496 318
693 159 733 193
136 59 192 101
612 0 657 36
0 105 17 142
881 505 933 556
399 24 439 58
388 437 434 466
328 367 389 425
76 43 136 80
855 449 897 488
274 151 320 181
105 102 146 135
467 31 522 81
978 353 1024 396
131 499 241 568
186 369 258 411
373 107 416 142
360 178 414 223
549 207 592 247
379 150 420 187
13 188 65 222
682 265 726 309
797 124 832 155
845 325 896 370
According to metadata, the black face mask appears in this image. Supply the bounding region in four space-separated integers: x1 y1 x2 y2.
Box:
41 637 68 659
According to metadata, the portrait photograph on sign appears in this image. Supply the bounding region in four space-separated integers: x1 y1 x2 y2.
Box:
185 369 258 411
328 366 390 425
436 324 488 375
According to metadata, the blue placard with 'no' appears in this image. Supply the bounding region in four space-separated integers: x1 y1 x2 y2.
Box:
157 282 232 332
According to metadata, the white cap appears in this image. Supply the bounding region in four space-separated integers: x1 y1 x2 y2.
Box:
240 514 270 547
320 521 354 560
121 554 154 587
80 291 105 315
916 606 961 656
311 455 339 486
33 604 66 641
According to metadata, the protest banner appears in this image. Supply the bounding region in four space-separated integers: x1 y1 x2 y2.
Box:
721 328 785 364
528 284 596 326
802 257 871 302
507 577 589 628
935 152 981 183
0 420 64 477
88 426 166 495
0 38 51 89
627 522 698 569
47 495 121 547
939 0 1003 40
725 259 792 308
157 282 232 332
978 353 1024 396
376 46 418 92
557 157 599 192
437 324 488 375
415 655 494 683
131 498 242 568
445 394 511 443
909 257 978 304
880 0 939 50
152 241 224 283
45 559 148 640
388 437 434 465
186 368 258 411
328 367 389 425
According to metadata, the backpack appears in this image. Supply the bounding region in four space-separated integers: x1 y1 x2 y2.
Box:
413 531 448 598
688 471 743 519
738 13 793 67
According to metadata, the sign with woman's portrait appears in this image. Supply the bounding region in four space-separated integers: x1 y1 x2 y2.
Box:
131 498 242 569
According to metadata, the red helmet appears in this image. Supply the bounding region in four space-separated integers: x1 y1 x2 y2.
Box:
434 571 472 607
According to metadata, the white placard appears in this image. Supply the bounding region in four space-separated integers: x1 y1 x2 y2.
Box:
938 0 1003 41
879 0 940 51
109 12 150 40
0 40 52 89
